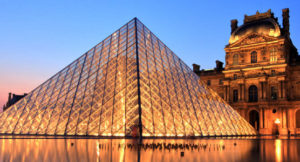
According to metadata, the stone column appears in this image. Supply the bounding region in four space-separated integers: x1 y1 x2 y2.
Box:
265 109 269 130
279 108 288 135
259 108 264 129
278 77 285 100
282 81 286 99
261 82 264 100
263 82 267 100
282 109 287 129
239 84 242 101
278 82 282 99
259 78 267 101
228 85 231 102
245 85 248 102
242 84 245 101
224 86 228 101
258 82 263 101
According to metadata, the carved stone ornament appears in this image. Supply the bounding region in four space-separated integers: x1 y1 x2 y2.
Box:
229 33 278 47
241 35 266 45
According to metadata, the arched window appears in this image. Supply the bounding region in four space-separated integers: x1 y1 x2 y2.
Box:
249 110 259 131
296 110 300 128
233 54 239 65
249 85 258 102
233 89 238 102
251 51 257 63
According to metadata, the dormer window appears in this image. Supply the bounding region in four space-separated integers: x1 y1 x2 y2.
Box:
233 54 239 65
251 51 257 63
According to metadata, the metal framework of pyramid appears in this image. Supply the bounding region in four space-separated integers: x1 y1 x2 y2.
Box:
0 18 256 137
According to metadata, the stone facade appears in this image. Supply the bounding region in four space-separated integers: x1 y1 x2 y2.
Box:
195 9 300 135
2 93 27 112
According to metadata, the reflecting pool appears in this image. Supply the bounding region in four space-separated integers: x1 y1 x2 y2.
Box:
0 136 299 162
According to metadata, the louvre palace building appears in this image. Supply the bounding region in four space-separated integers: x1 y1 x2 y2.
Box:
194 8 300 135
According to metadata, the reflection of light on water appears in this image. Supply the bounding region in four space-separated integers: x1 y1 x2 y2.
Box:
1 138 299 161
96 141 100 162
219 140 224 146
275 139 282 162
119 139 125 162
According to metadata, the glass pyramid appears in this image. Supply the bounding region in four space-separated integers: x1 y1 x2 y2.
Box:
0 18 257 137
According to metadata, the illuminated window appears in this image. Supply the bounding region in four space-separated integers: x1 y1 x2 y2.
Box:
251 51 257 63
233 54 239 65
270 48 277 63
249 85 258 102
233 90 238 102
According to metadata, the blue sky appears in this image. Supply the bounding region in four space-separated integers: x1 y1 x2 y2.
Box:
0 0 299 108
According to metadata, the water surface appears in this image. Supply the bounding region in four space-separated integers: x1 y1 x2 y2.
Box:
0 136 299 162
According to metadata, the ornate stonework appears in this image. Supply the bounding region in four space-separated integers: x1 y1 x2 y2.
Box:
195 8 300 136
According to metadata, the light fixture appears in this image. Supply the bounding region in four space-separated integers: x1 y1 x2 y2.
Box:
275 118 280 124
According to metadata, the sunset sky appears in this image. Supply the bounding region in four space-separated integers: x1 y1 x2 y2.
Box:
0 0 300 111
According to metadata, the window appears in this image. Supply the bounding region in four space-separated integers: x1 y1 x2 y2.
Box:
271 70 276 76
270 48 277 63
271 86 277 100
233 90 238 102
251 51 257 63
233 54 239 65
207 80 211 86
234 74 237 80
249 85 258 102
219 79 223 85
296 110 300 128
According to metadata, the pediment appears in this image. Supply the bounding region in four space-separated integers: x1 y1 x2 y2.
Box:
228 33 279 48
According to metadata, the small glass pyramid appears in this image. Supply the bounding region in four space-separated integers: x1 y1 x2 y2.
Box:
0 18 257 137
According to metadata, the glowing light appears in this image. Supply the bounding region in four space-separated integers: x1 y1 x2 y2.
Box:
275 139 282 162
219 140 224 145
96 141 100 162
275 118 280 124
119 139 125 162
115 133 125 136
